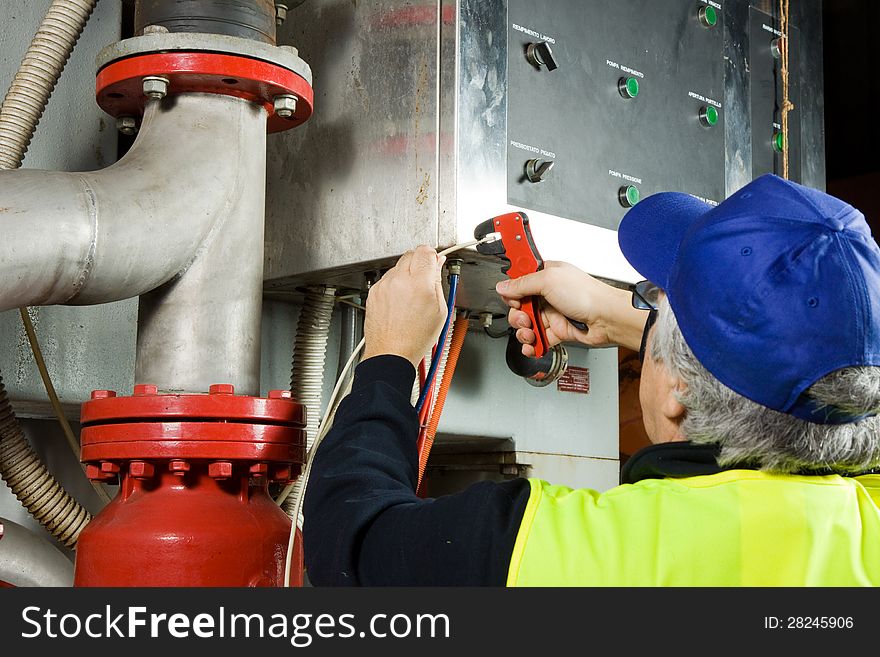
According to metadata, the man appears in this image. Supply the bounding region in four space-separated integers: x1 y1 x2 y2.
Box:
303 174 880 585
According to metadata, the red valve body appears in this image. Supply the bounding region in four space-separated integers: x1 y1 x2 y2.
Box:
74 385 306 587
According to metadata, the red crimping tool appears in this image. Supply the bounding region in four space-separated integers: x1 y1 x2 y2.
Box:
474 211 552 357
474 211 586 360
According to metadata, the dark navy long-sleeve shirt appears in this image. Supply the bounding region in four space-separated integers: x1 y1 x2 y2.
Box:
302 355 531 586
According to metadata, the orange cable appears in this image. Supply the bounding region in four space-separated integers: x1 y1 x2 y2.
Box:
417 314 469 490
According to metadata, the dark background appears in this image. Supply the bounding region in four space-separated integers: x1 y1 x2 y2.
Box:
824 0 879 236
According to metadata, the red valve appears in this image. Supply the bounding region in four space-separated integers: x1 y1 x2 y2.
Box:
74 385 306 587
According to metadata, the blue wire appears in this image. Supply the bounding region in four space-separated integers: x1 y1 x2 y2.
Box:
415 273 459 414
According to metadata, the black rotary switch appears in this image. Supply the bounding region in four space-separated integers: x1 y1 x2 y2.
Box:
525 42 559 71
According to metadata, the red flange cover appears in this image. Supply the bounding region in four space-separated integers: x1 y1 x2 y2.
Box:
80 385 306 464
96 51 313 133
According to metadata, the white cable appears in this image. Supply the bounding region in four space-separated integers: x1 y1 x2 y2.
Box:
283 337 365 586
283 237 492 585
438 238 481 257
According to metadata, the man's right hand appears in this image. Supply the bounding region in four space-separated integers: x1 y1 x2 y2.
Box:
496 261 648 356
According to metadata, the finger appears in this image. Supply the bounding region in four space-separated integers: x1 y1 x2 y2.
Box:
410 245 438 274
516 327 536 346
521 343 536 358
502 296 522 310
508 308 531 329
495 270 546 300
396 249 415 272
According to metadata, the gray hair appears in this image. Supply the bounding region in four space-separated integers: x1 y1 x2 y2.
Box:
650 299 880 474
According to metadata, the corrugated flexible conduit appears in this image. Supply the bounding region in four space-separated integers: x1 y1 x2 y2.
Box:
280 286 336 523
0 0 99 547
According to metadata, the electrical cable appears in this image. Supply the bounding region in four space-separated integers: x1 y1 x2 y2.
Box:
484 325 510 339
415 274 459 414
283 336 364 585
336 298 365 312
19 309 111 503
417 312 469 492
282 237 490 585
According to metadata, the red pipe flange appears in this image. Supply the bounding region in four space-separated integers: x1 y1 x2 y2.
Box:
96 51 313 133
81 383 306 479
75 384 306 587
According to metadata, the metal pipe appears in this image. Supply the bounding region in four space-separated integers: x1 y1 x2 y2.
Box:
0 517 74 586
0 0 98 550
0 93 262 300
134 0 277 44
135 95 268 394
336 300 363 383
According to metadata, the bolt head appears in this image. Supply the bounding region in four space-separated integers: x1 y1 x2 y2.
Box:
86 464 106 481
478 312 493 328
249 463 269 477
129 461 155 479
116 116 137 136
209 383 235 395
90 390 117 400
274 94 297 118
276 4 289 26
133 384 158 396
142 76 169 100
169 460 190 475
100 461 120 474
208 461 233 479
271 465 293 483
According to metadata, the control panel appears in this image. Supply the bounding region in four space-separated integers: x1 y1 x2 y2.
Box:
507 0 726 230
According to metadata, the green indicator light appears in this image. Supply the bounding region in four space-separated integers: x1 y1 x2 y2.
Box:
773 132 785 152
700 105 719 127
706 6 718 26
619 185 640 208
699 5 718 27
619 76 640 99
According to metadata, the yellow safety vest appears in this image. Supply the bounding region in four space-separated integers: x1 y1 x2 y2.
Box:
507 470 880 586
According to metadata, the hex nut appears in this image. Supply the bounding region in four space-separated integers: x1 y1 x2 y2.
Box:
275 4 289 26
209 383 235 395
142 75 169 100
273 94 297 118
271 465 292 482
208 461 233 479
86 464 109 481
116 117 137 135
129 461 155 479
169 460 190 476
100 461 120 474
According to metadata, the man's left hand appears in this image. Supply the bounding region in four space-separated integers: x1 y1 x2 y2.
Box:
362 245 448 368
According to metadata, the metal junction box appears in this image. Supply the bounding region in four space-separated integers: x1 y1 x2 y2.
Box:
265 0 824 314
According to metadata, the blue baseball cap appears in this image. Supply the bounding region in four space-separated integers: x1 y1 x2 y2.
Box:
618 174 880 424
